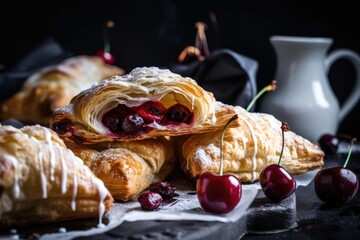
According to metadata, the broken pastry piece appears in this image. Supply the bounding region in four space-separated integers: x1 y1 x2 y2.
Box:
0 55 124 126
176 106 324 183
69 136 176 202
0 125 114 228
50 66 239 144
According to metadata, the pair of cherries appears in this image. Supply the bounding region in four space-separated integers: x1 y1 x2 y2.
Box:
196 120 296 215
261 131 359 205
196 82 289 214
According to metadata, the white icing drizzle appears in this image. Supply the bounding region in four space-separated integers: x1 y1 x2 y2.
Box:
37 150 48 199
5 125 112 228
5 156 20 199
44 128 55 181
211 104 217 124
91 178 108 227
58 227 67 233
71 173 78 211
238 114 258 182
58 145 68 194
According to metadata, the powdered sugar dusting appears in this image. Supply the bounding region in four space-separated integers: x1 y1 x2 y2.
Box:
91 67 196 89
194 143 219 167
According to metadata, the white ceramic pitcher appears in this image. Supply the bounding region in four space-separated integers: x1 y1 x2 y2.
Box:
259 35 360 144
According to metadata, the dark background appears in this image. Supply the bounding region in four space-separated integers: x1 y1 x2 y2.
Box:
1 0 359 139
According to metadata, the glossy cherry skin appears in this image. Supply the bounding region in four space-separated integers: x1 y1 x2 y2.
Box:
138 192 163 211
314 167 359 205
136 101 166 123
260 164 296 202
96 50 115 64
166 104 193 123
318 134 339 154
196 172 242 214
149 181 176 199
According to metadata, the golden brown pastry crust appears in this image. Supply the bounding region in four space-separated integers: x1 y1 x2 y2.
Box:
69 136 176 202
0 55 124 126
50 66 239 144
0 124 114 228
176 106 324 182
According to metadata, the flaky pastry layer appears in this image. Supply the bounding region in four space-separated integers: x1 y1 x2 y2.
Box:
69 136 176 201
50 66 239 144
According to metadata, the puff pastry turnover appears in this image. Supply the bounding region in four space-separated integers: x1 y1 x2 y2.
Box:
176 106 324 183
0 55 124 126
68 136 176 202
50 66 239 144
0 124 114 228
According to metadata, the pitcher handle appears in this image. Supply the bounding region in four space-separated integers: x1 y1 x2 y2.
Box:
325 49 360 122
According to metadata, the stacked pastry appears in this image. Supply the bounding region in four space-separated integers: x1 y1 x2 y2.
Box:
0 124 114 228
50 67 240 201
0 55 124 126
50 66 324 202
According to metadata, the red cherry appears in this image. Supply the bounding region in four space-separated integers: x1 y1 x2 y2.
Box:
149 181 176 199
165 104 193 124
136 101 166 123
260 164 296 202
259 122 297 202
197 172 242 214
138 192 163 211
314 138 359 205
121 114 144 133
96 50 115 65
314 167 358 205
102 104 133 132
318 133 339 154
196 115 242 214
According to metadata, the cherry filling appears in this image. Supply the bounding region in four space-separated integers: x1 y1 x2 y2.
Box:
102 101 194 135
102 104 134 132
52 118 85 144
166 104 193 124
136 101 166 123
52 118 73 134
122 114 144 132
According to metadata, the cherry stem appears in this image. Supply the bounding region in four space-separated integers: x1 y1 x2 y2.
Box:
195 21 210 56
246 80 277 112
103 20 114 53
343 138 357 168
219 114 238 176
278 122 290 165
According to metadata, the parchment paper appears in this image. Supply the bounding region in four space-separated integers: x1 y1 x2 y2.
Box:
1 170 318 240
